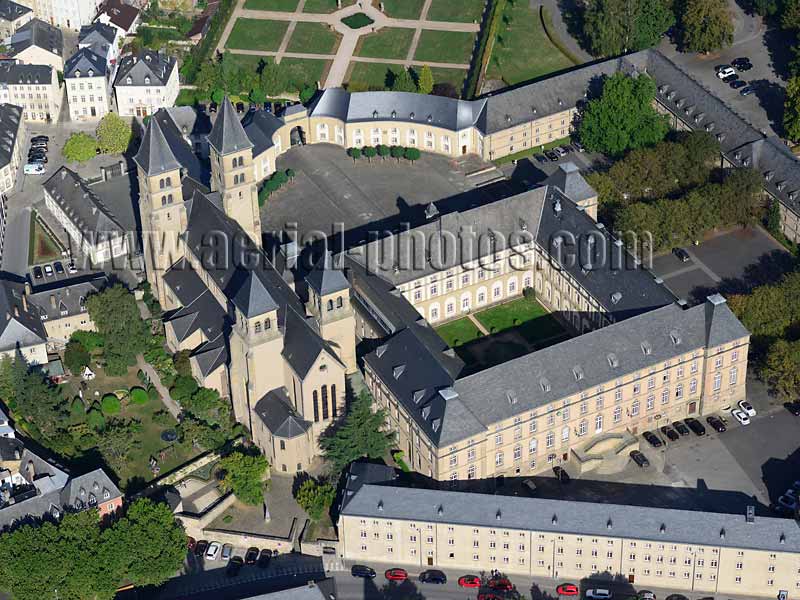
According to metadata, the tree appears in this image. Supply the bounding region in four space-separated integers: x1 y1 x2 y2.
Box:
96 113 132 154
392 68 417 92
320 390 395 473
86 284 149 376
783 0 800 30
64 340 90 374
390 145 405 161
377 144 390 160
785 76 800 142
295 479 335 521
362 145 377 162
62 132 97 162
417 64 434 94
97 418 142 470
348 147 362 162
679 0 733 53
211 88 225 104
763 339 800 398
250 87 266 105
404 147 421 163
631 0 675 51
583 0 672 55
579 72 670 158
216 448 269 505
299 84 317 104
260 60 288 97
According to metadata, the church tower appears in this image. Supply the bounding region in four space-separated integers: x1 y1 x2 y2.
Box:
207 97 262 245
305 252 357 373
133 118 188 307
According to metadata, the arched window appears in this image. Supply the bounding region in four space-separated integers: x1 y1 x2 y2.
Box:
313 390 319 422
165 176 172 187
231 158 237 169
238 156 244 167
326 299 334 311
265 318 271 330
321 385 329 419
161 195 167 206
336 296 343 308
167 193 173 204
159 178 165 189
331 384 337 417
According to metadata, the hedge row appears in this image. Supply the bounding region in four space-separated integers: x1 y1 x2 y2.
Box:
465 0 507 99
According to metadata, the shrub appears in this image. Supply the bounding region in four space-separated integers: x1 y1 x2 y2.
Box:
348 147 362 161
404 147 421 162
130 387 149 405
522 286 536 300
390 145 404 161
87 409 106 431
101 394 121 415
152 409 173 427
70 397 86 422
148 385 160 403
341 12 374 28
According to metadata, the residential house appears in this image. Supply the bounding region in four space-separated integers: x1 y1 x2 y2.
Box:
113 49 178 117
0 103 25 199
9 17 62 71
0 62 61 122
78 21 119 69
0 0 32 41
64 48 110 120
94 0 139 38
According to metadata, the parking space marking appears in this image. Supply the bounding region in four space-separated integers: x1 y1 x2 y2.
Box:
657 263 704 281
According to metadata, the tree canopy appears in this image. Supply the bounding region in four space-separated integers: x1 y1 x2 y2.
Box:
62 132 97 163
294 478 336 521
584 0 674 56
578 72 670 157
785 76 800 141
86 284 149 376
216 448 268 505
418 65 434 94
96 113 132 154
679 0 733 53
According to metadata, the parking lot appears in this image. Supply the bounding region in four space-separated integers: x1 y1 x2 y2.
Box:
649 225 790 303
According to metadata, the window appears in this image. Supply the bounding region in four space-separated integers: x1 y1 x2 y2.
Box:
595 414 603 432
646 395 655 411
529 419 537 433
495 452 504 466
513 445 521 461
631 400 640 417
613 406 622 423
713 372 722 391
675 383 683 399
561 426 569 442
729 366 738 385
546 432 554 448
578 420 587 436
715 356 723 369
495 433 503 446
661 389 669 404
529 438 537 454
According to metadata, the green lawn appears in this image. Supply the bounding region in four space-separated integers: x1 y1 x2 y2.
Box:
303 0 355 11
414 30 475 65
286 21 339 54
341 12 374 28
429 66 467 91
475 297 565 344
243 0 298 9
30 215 63 265
226 18 289 51
436 317 483 347
485 1 574 85
427 0 484 22
280 57 329 88
356 27 415 59
347 61 402 89
380 0 425 18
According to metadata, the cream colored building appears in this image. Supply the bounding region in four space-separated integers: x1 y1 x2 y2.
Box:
64 47 111 121
0 103 25 197
113 50 178 118
9 18 63 71
0 0 32 40
339 484 800 598
0 63 60 122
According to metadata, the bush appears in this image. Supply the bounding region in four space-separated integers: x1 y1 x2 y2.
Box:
87 409 106 431
70 397 86 422
404 147 421 162
130 387 149 405
101 394 121 415
64 340 90 374
522 286 536 300
152 409 173 426
62 132 97 162
148 385 160 403
390 145 404 161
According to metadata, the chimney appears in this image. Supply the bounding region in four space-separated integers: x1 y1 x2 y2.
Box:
23 281 30 296
21 293 27 312
12 306 18 317
49 294 56 309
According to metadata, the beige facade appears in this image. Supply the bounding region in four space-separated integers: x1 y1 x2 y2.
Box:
114 59 179 118
0 67 61 122
0 103 26 195
12 44 62 72
0 9 32 41
66 72 110 121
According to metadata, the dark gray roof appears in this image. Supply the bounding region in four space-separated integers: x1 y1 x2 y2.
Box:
10 18 62 58
0 0 30 22
162 105 212 139
0 62 52 85
254 387 311 439
64 47 107 79
546 162 596 205
148 107 205 183
26 274 107 323
281 306 341 378
730 136 800 215
59 468 121 510
133 116 183 177
207 96 253 156
114 50 176 87
78 21 116 47
242 109 285 156
305 251 349 296
43 167 125 239
342 484 800 554
308 88 485 131
0 437 23 460
0 279 47 353
232 271 279 317
0 103 22 171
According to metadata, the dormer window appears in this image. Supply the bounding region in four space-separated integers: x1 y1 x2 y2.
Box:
144 76 150 84
74 70 80 78
126 76 132 84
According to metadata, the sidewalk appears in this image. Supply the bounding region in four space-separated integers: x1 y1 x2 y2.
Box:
137 354 181 418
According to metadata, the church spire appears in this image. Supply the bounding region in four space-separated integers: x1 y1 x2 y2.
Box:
207 96 253 156
133 117 182 177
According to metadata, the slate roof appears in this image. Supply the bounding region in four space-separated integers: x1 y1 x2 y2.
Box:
305 251 349 296
342 484 800 554
281 306 341 379
546 162 596 205
0 103 22 171
43 167 125 239
242 109 285 157
146 108 205 183
133 116 183 177
64 47 107 79
0 278 47 353
207 96 253 156
0 0 30 23
0 62 52 85
254 387 311 439
26 274 107 323
161 105 212 140
114 50 175 87
79 22 116 47
60 468 121 509
10 18 62 58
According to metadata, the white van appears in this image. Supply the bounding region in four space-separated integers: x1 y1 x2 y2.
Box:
23 163 45 175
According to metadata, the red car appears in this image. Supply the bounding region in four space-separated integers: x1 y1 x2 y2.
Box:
384 568 408 582
556 583 580 596
478 595 502 600
488 578 513 591
458 575 481 588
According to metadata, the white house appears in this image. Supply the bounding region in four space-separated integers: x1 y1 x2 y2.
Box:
113 50 178 118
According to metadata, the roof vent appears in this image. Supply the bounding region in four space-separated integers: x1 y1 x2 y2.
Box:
572 365 584 381
780 533 786 544
716 133 725 142
777 180 787 191
607 353 619 368
704 122 715 132
421 405 431 419
540 377 550 392
393 365 405 379
669 330 681 345
531 106 537 114
372 110 378 118
554 199 562 214
611 291 622 305
790 191 798 201
719 528 725 539
426 114 432 123
425 203 439 220
431 418 441 432
676 98 685 108
506 391 517 405
409 112 415 119
391 110 396 118
375 343 388 358
641 341 652 355
734 150 741 160
437 504 443 515
746 505 755 523
607 518 612 530
657 85 667 94
667 90 676 100
552 514 558 524
557 98 563 106
505 114 511 123
496 509 502 520
659 523 666 534
377 500 383 511
742 156 751 166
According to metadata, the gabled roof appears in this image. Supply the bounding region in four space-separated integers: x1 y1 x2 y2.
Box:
254 387 311 439
305 251 349 296
64 47 107 79
149 108 206 183
10 18 62 58
241 109 285 156
96 0 139 32
207 96 253 156
0 62 52 85
43 168 125 239
0 0 30 23
79 21 116 46
133 117 182 177
114 50 175 87
281 307 341 379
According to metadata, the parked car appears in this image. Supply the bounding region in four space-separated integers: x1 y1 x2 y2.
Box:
226 556 244 577
716 66 736 79
385 568 408 582
194 539 208 557
209 102 218 113
221 544 233 561
245 547 259 565
630 450 650 468
351 565 376 578
555 146 569 157
53 261 64 275
545 150 559 161
534 153 547 163
28 154 47 163
586 590 613 599
738 400 756 417
638 592 657 600
43 264 53 277
30 135 48 143
572 140 585 152
556 583 580 596
30 141 48 149
732 409 750 425
722 73 739 83
740 85 756 96
235 101 245 113
672 420 690 435
33 266 43 279
706 415 726 433
730 79 747 89
206 542 222 560
643 431 663 448
785 401 800 416
68 261 77 274
419 570 447 584
672 247 690 262
660 425 679 441
685 417 706 436
458 575 481 588
488 577 513 591
257 548 271 568
23 163 45 175
732 57 752 70
553 465 570 483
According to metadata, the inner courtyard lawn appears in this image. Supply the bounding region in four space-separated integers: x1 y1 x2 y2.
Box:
380 0 425 18
485 2 574 85
356 27 415 59
286 21 339 54
435 317 482 347
303 0 355 12
475 297 566 344
243 0 298 10
414 30 475 65
427 0 485 23
226 18 289 51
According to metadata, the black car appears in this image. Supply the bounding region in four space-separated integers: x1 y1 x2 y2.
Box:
197 103 207 113
30 135 49 143
545 150 559 161
245 547 259 565
730 79 747 89
732 57 750 67
534 153 547 163
722 73 739 83
194 540 208 557
672 420 690 436
28 154 47 163
685 417 706 436
630 450 650 468
643 431 663 448
706 415 727 433
351 565 377 578
257 548 271 568
785 401 800 416
33 266 43 279
660 425 679 441
672 247 690 262
553 465 571 483
236 101 245 113
740 86 756 96
53 261 64 275
419 569 447 584
264 102 272 113
226 556 244 577
209 102 218 113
